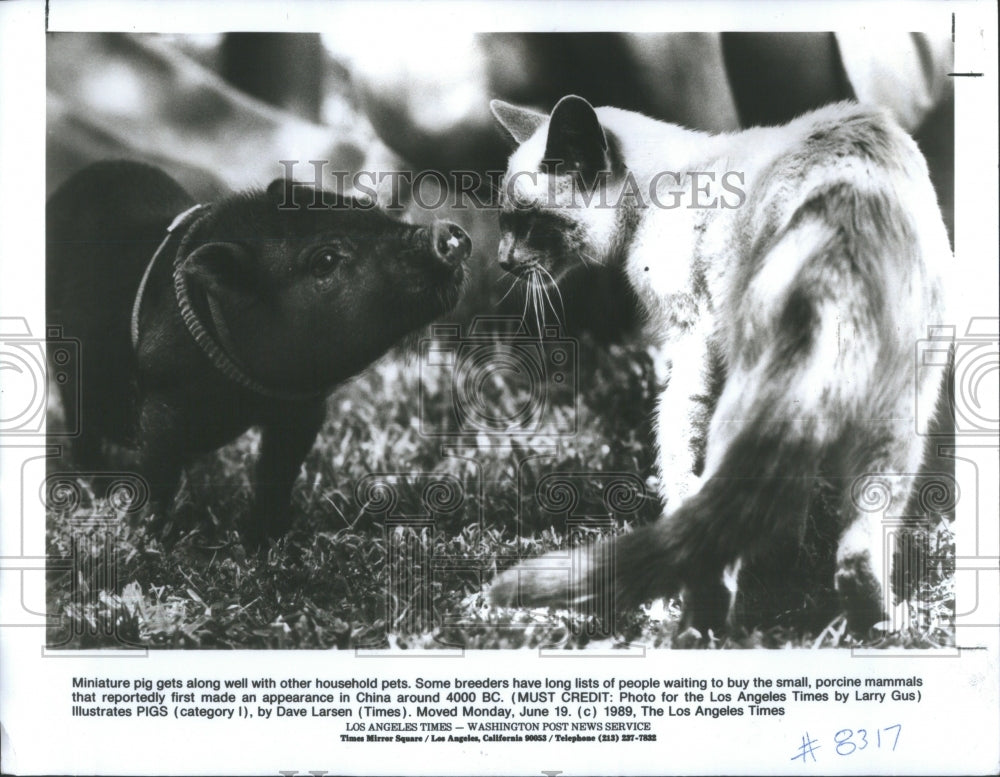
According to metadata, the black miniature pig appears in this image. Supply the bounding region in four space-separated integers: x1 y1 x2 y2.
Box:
47 160 469 545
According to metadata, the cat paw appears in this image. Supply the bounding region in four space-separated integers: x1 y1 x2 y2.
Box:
835 554 886 633
679 578 733 637
489 556 576 609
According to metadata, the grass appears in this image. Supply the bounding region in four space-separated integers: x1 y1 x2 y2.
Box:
45 205 955 651
44 331 955 650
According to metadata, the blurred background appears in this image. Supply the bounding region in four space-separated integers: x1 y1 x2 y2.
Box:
48 31 954 341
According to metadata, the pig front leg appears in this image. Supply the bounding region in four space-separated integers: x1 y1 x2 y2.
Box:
135 394 188 534
243 401 326 548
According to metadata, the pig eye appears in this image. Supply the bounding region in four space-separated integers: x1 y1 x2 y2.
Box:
309 246 345 277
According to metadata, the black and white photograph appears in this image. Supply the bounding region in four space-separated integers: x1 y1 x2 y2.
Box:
41 23 962 651
1 1 998 775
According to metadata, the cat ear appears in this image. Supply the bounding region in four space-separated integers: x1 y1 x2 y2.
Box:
490 99 546 145
543 95 609 185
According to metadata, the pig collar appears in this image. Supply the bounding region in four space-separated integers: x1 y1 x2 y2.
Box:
131 204 324 402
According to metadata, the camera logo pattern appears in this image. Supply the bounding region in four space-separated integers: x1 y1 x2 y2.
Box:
418 317 578 437
0 317 80 436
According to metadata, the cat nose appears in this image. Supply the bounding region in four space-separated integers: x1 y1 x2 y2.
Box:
431 221 471 266
498 247 534 274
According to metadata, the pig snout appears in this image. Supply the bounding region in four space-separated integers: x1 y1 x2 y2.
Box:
430 220 471 267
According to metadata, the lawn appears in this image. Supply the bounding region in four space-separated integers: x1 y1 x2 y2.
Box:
45 207 955 651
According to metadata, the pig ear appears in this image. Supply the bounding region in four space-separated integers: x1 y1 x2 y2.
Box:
267 177 311 209
490 99 546 145
267 177 295 201
267 177 345 209
183 242 257 298
543 95 609 185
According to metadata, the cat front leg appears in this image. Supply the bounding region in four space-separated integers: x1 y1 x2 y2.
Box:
651 333 715 509
652 334 738 637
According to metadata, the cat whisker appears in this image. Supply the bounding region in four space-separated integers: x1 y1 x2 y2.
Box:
520 273 533 329
544 270 566 321
536 266 564 326
530 271 545 335
536 277 546 334
496 276 521 307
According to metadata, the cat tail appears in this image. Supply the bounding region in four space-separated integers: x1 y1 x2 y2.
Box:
487 427 832 618
491 179 930 622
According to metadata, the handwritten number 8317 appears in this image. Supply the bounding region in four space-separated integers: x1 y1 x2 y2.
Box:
791 724 901 763
835 724 901 755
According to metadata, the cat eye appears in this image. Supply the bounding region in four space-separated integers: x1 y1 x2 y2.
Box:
526 218 566 250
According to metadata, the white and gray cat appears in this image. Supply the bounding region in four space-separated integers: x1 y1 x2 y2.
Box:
489 95 952 635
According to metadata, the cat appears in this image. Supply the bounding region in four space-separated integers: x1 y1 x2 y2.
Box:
488 94 952 636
